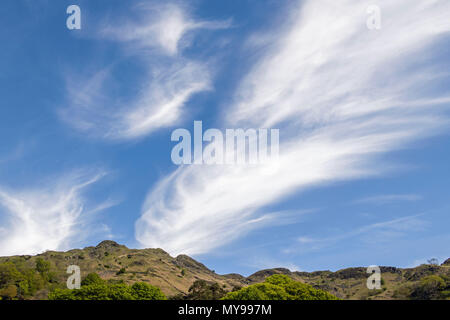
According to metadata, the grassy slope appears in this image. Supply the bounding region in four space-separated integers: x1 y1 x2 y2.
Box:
1 240 448 299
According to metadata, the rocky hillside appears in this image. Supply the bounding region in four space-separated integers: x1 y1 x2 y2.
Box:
1 240 448 300
247 264 450 300
0 241 246 298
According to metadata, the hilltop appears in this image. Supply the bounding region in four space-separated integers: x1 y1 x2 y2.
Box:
0 241 449 300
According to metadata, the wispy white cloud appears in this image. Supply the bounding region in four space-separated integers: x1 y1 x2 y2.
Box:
136 1 450 255
281 214 428 254
0 170 114 256
0 141 33 165
61 60 211 140
101 2 231 56
352 194 423 205
136 175 313 254
60 2 228 141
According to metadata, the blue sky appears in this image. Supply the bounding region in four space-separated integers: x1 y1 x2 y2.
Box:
0 0 449 276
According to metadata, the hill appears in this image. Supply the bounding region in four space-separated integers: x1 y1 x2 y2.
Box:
0 240 448 300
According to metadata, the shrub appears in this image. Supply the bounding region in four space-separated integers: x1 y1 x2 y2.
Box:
116 268 126 275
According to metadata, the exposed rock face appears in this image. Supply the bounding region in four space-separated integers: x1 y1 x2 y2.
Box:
247 268 292 282
328 267 367 280
295 271 332 278
222 273 249 283
175 255 214 274
95 240 124 249
404 265 441 281
79 240 128 259
380 266 402 274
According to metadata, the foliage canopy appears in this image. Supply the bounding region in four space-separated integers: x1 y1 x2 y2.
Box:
222 274 339 300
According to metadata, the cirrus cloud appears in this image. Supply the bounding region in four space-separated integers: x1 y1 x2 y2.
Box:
60 2 229 141
136 0 450 255
0 169 114 256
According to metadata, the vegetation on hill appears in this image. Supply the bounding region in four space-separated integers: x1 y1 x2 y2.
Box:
223 274 339 300
0 240 241 298
170 279 228 300
0 258 54 300
49 273 166 300
394 274 450 300
0 241 448 300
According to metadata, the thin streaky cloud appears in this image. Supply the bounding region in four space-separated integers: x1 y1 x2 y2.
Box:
287 214 428 253
0 170 114 256
101 2 232 56
60 2 227 141
136 0 450 256
352 194 423 205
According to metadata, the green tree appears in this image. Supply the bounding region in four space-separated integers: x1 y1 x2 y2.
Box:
49 282 166 300
223 275 338 300
266 274 338 300
50 284 111 300
81 273 105 286
35 258 51 275
0 262 22 287
187 280 227 300
130 282 166 300
223 283 289 300
0 261 46 298
411 275 446 300
107 284 134 300
0 285 18 300
48 288 77 300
